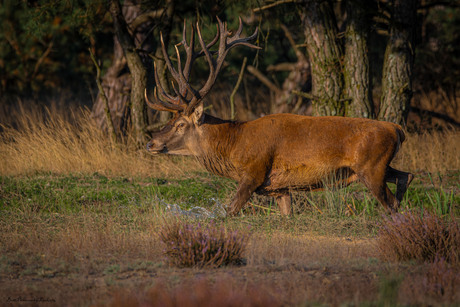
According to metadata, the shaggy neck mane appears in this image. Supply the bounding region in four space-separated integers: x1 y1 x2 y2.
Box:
195 113 242 178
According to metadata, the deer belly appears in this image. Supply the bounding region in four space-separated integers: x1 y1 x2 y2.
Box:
262 163 340 191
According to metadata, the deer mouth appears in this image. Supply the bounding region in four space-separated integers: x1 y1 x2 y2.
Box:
146 142 168 154
150 146 168 154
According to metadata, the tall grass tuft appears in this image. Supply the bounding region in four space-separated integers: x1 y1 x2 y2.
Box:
159 219 250 267
394 129 460 173
0 105 200 177
378 210 460 263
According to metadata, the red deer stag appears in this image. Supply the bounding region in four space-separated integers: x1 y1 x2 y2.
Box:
145 17 414 216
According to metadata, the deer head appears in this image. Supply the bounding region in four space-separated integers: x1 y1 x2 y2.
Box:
145 17 260 155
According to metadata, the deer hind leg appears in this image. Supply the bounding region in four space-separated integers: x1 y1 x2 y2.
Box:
357 165 400 212
276 194 292 215
386 166 414 202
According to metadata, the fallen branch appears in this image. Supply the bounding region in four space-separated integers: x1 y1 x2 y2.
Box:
230 57 248 120
247 65 280 93
292 90 316 100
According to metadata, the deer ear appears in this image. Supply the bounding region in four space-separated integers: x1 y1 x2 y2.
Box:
192 104 204 125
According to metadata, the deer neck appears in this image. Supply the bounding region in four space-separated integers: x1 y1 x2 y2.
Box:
192 114 242 178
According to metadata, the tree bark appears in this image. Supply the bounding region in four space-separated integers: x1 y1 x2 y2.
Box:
301 0 345 116
379 0 418 125
344 0 374 118
109 0 147 145
272 24 311 114
90 19 130 136
89 48 118 147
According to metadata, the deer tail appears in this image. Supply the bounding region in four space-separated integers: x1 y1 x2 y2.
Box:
394 124 406 156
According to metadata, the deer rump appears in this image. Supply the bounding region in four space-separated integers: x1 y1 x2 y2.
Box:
144 17 413 216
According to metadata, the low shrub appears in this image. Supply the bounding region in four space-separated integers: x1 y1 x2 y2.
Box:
378 210 460 263
159 219 250 267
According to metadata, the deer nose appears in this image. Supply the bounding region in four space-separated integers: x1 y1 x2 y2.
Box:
146 141 153 151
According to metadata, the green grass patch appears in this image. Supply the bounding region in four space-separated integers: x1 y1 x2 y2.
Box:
0 172 236 214
0 171 458 238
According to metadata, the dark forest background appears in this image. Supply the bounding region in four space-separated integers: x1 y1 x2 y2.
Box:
1 0 459 142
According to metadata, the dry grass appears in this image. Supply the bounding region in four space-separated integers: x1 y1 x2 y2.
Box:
0 207 164 263
394 129 460 173
0 103 201 178
246 232 376 266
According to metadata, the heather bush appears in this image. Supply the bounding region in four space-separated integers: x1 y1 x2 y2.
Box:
159 219 250 267
378 210 460 263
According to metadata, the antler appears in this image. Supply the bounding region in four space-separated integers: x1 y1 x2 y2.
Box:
145 17 260 116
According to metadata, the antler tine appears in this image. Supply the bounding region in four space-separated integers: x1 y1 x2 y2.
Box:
185 17 260 115
176 26 200 100
205 22 221 50
147 31 190 113
184 21 218 115
147 17 259 116
185 18 229 115
234 16 244 37
159 32 181 82
153 62 185 111
174 44 188 94
227 17 261 51
144 88 176 112
181 21 219 79
170 78 188 103
182 20 196 82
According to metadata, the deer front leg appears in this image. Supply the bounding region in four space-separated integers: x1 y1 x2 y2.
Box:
227 178 262 216
276 194 292 215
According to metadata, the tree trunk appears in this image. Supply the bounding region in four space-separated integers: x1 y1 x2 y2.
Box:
379 0 418 125
90 21 130 135
344 0 374 118
301 0 345 116
91 0 145 138
272 25 311 114
109 0 147 145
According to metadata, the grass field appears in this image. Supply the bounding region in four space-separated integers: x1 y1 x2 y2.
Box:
1 107 459 306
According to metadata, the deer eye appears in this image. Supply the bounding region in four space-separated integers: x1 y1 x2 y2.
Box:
177 123 185 128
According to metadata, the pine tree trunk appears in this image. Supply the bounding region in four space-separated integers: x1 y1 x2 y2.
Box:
301 0 344 116
379 0 417 125
344 0 374 118
272 25 311 114
109 0 148 145
91 8 133 135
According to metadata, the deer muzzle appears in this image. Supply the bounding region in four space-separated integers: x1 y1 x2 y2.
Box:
146 140 167 154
